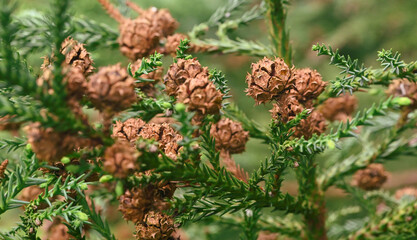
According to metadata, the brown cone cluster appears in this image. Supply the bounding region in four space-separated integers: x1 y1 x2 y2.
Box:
103 141 141 178
387 78 417 108
164 58 209 96
352 163 389 191
319 94 358 122
118 181 175 223
134 211 176 240
60 37 94 75
87 64 136 112
395 187 417 200
246 57 294 105
270 97 326 139
25 123 91 163
38 38 92 99
112 118 183 160
99 0 183 60
210 118 249 154
177 77 223 116
245 57 327 139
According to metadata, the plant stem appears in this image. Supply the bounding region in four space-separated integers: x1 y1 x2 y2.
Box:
265 0 292 65
297 156 328 240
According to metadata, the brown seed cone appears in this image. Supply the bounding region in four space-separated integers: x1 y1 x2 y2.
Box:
292 111 327 139
0 115 21 131
352 163 389 191
177 77 223 115
112 118 146 143
246 57 294 105
25 123 90 163
164 58 209 96
63 66 87 98
119 187 152 223
290 68 327 103
119 18 160 60
139 123 183 160
395 187 417 200
387 78 417 108
210 118 249 154
45 218 71 240
118 182 175 223
0 159 8 179
138 7 178 37
270 95 304 123
148 114 178 125
87 64 137 112
61 37 94 75
103 141 140 178
19 185 44 203
319 94 357 122
257 231 278 240
134 211 175 240
163 33 205 56
164 33 189 56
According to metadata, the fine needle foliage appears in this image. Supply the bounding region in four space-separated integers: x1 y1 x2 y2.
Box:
1 0 417 240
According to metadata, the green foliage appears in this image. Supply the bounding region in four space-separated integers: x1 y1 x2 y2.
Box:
1 0 417 239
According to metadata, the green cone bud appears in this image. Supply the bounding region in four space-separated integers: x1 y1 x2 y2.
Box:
99 175 113 183
76 211 89 221
174 103 186 112
115 180 124 197
61 157 71 164
393 97 412 106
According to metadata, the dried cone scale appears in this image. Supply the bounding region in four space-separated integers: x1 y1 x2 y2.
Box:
87 64 137 113
60 37 94 75
164 58 209 96
210 118 249 154
134 211 175 240
246 57 294 105
112 118 147 143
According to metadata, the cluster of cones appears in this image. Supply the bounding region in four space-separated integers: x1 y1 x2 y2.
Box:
246 57 358 139
97 0 206 61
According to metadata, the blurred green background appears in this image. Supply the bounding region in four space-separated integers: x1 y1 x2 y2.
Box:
1 0 417 239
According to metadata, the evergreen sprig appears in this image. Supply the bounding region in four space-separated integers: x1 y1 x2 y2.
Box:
313 43 369 95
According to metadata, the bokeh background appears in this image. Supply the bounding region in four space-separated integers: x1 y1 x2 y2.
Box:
1 0 417 239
